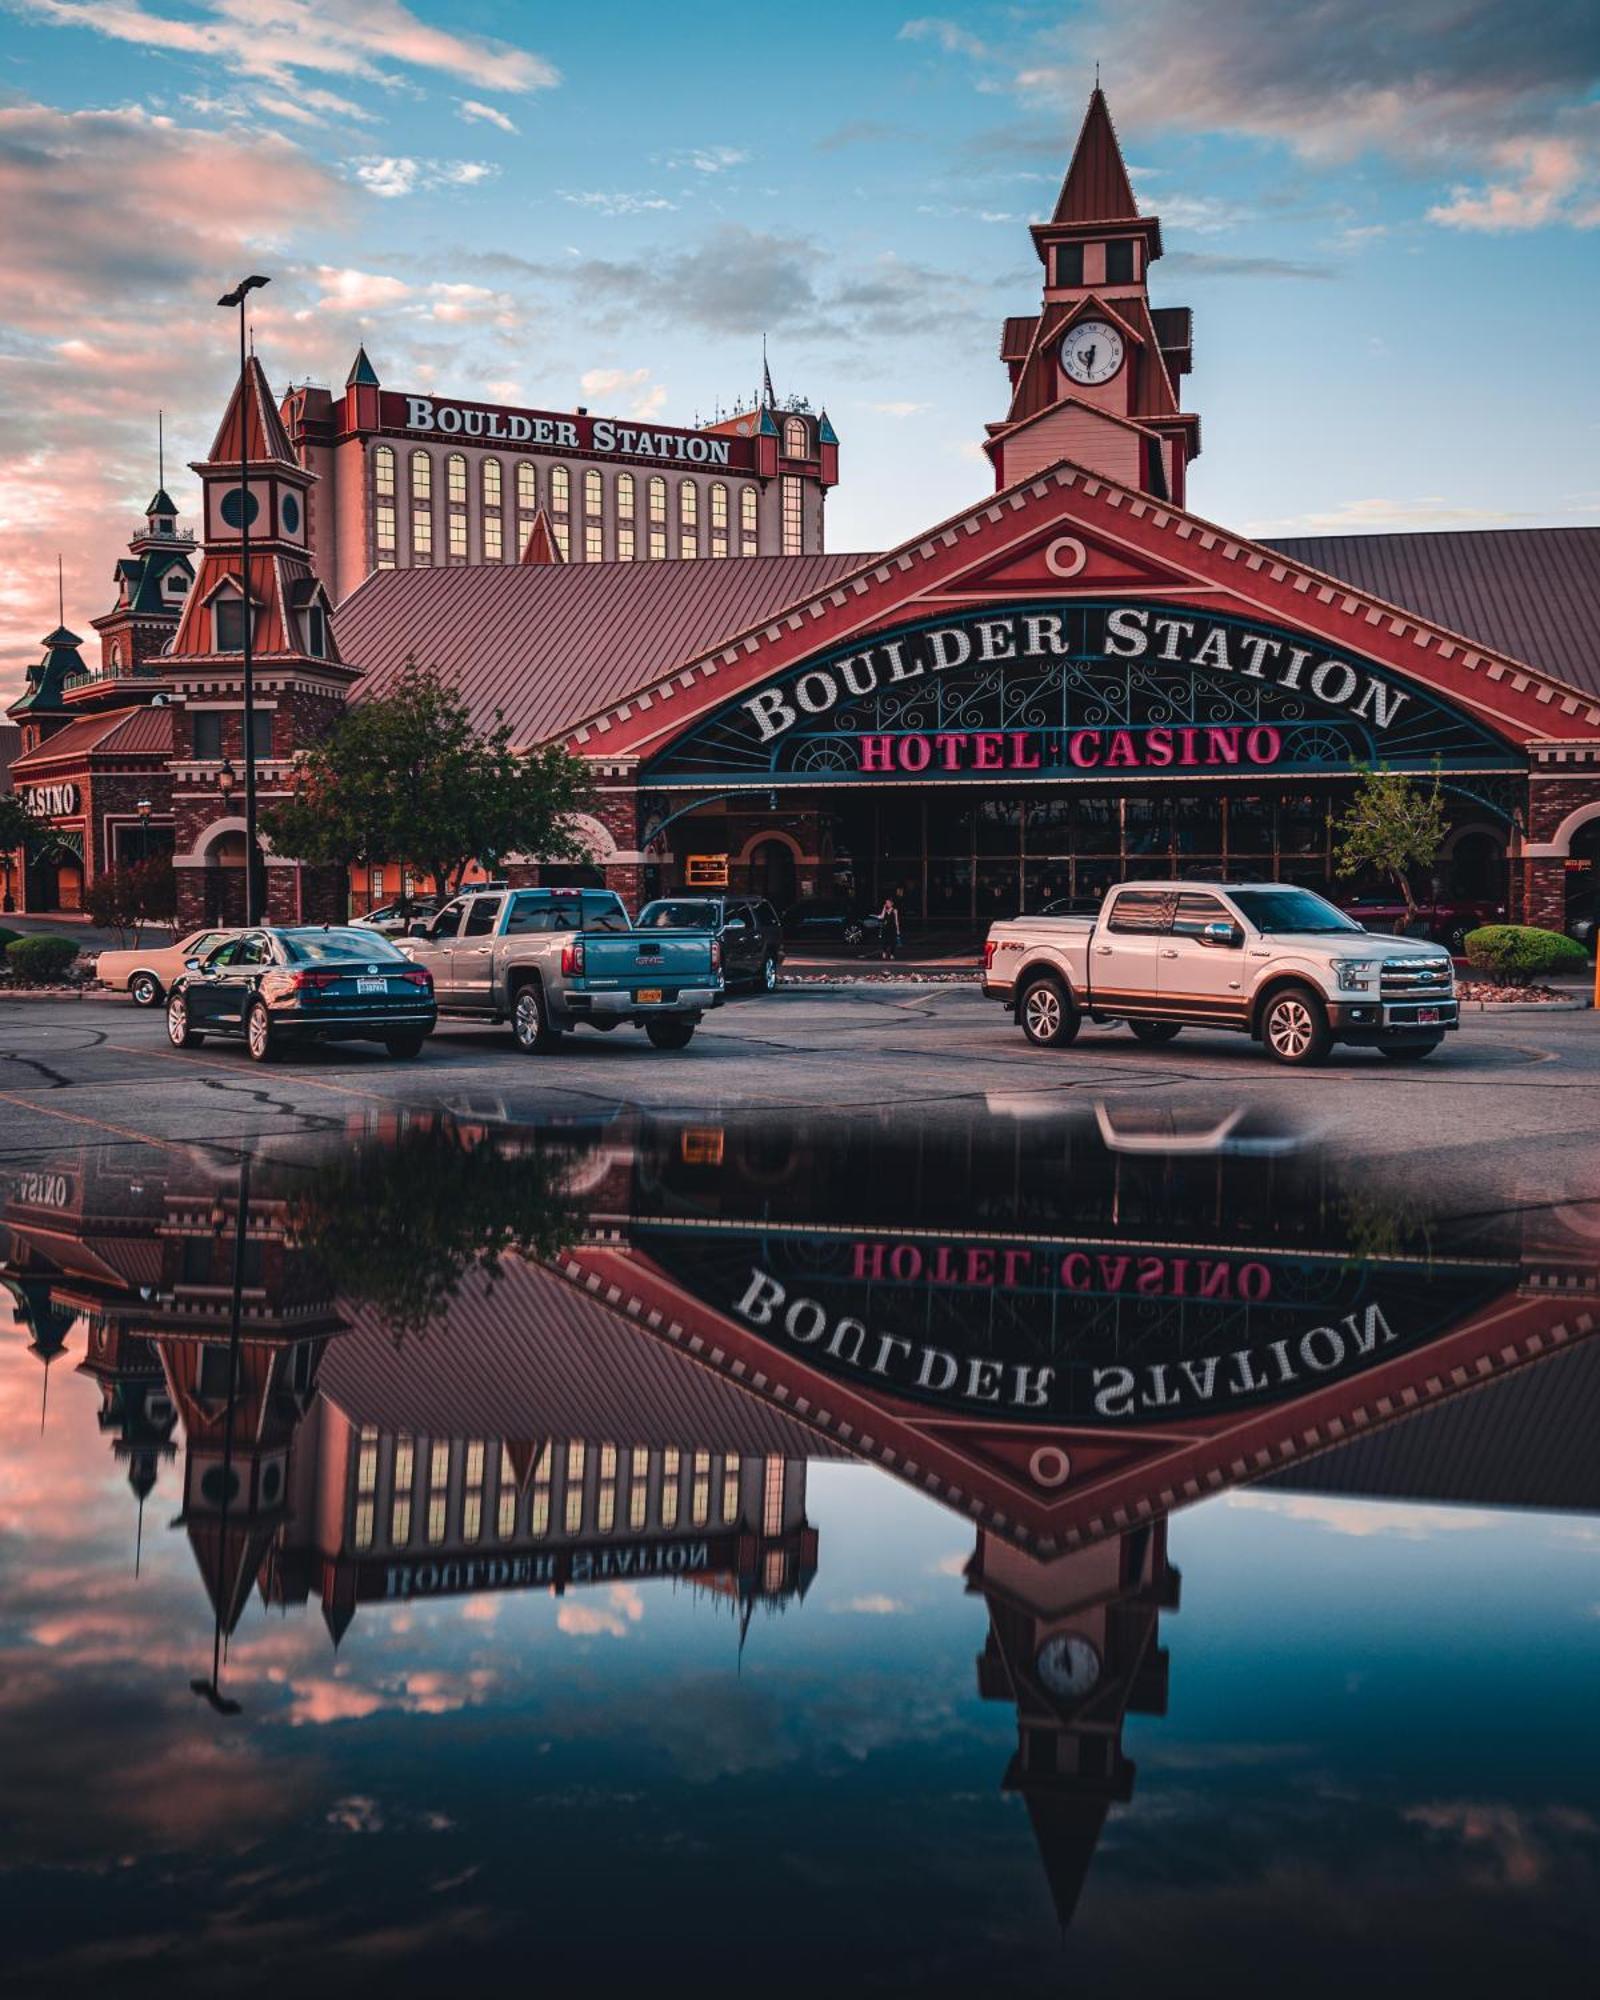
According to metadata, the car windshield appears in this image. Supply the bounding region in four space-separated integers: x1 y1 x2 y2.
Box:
1227 888 1363 935
639 901 719 929
283 929 407 963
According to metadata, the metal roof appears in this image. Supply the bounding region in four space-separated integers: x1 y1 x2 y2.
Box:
9 702 171 772
1266 526 1600 701
337 551 870 747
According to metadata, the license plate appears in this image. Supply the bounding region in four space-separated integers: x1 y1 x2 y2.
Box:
1417 1006 1440 1023
357 978 387 994
636 987 663 1005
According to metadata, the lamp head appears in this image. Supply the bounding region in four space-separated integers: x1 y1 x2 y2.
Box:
217 275 270 308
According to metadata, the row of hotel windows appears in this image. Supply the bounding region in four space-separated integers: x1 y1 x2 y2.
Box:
352 1431 787 1550
372 448 806 564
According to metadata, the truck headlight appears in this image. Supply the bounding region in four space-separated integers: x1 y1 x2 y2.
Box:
1332 959 1377 991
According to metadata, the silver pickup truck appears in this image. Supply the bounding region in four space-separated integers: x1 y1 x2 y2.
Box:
400 886 723 1052
983 880 1458 1066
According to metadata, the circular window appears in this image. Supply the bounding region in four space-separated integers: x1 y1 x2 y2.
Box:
219 487 260 530
281 492 301 535
200 1464 241 1507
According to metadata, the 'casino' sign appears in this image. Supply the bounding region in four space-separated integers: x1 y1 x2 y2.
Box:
645 601 1525 786
22 782 79 817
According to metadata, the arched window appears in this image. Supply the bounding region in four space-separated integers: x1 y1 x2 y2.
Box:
516 460 537 515
648 476 667 559
410 450 432 564
583 468 604 561
709 481 729 558
678 479 698 559
782 474 803 555
550 465 571 560
374 444 397 567
783 416 807 458
482 458 503 562
615 471 635 561
446 452 468 562
739 484 758 556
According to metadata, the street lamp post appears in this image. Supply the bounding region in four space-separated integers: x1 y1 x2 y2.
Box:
217 275 270 925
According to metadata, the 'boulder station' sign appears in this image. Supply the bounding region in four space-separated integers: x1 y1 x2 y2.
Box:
645 602 1525 786
379 391 754 471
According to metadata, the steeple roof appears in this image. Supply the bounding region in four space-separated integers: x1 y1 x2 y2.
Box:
1051 87 1140 225
346 345 380 389
519 509 565 564
8 622 87 719
146 487 178 518
204 354 296 467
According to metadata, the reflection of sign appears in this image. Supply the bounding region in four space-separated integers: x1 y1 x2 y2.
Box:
647 602 1525 787
383 392 746 470
23 782 78 817
15 1171 71 1208
685 854 729 887
372 1536 719 1601
681 1128 726 1166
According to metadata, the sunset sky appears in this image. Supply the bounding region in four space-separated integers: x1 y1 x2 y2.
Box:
2 0 1597 702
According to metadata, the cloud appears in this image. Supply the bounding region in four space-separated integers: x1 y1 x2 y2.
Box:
815 119 910 152
570 223 820 336
661 145 749 175
831 1593 909 1615
1429 136 1597 230
1404 1802 1599 1890
899 16 991 61
326 1794 385 1833
1163 251 1337 279
559 189 678 216
352 156 498 198
579 367 668 422
1226 1492 1502 1538
868 400 930 417
313 264 411 312
555 1584 645 1639
1244 496 1535 536
15 0 560 97
458 99 517 134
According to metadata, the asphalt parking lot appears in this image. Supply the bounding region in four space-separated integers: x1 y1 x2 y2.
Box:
1 983 1597 1213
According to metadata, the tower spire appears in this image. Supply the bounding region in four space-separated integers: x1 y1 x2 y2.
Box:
158 409 165 494
57 553 64 628
1051 85 1140 225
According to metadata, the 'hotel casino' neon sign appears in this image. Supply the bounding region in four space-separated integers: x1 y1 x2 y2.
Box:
858 725 1283 774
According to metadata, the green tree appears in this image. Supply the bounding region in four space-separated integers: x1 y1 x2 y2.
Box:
0 793 45 912
1334 766 1446 916
263 660 594 898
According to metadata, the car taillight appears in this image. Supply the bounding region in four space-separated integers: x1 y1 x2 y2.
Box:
561 937 585 976
289 970 340 992
398 967 431 988
983 939 997 969
711 938 722 973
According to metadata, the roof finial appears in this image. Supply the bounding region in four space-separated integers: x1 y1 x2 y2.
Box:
761 335 776 412
1095 59 1100 90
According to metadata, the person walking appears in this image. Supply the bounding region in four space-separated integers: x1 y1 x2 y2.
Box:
878 890 901 962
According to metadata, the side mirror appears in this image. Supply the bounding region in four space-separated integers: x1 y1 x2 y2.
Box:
1203 921 1243 948
184 958 202 971
407 920 432 938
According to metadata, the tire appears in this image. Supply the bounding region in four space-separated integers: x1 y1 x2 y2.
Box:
1129 1020 1182 1045
645 1019 696 1051
129 971 162 1008
166 993 203 1048
1018 976 1079 1049
385 1034 425 1059
760 954 779 993
1261 984 1331 1067
1378 1038 1442 1063
245 1000 277 1064
510 980 559 1054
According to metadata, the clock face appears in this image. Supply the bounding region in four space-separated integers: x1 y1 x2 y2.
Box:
1060 320 1125 386
219 486 260 530
1035 1631 1102 1699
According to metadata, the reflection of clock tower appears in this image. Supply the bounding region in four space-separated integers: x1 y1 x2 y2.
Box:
970 1520 1180 1927
987 88 1200 502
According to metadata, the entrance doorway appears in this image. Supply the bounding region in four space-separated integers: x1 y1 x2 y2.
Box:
1566 820 1600 949
747 838 797 908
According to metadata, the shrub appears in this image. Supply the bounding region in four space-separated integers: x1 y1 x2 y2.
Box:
0 926 20 954
6 934 81 985
1463 924 1588 984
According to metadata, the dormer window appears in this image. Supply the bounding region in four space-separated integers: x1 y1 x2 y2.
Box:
167 571 186 592
304 604 327 657
1105 238 1135 284
214 594 246 652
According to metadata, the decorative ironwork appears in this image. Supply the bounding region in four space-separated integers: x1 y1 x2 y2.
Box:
646 601 1528 789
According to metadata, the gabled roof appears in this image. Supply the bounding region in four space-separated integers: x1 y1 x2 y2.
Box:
338 551 870 747
9 703 172 773
1051 88 1140 226
203 355 296 468
519 508 564 564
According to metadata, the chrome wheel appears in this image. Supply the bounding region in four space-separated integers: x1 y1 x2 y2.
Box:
166 996 189 1046
513 985 548 1052
246 1002 274 1063
1267 997 1313 1060
761 955 778 993
1024 986 1062 1041
129 972 160 1008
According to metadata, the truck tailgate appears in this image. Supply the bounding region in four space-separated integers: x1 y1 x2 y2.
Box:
581 933 715 991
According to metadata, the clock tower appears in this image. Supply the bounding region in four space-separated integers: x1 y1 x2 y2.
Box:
986 87 1200 503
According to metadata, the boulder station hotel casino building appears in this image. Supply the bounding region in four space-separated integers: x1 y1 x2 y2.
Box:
7 88 1600 928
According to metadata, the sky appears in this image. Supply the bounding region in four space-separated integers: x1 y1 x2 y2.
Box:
1 0 1598 704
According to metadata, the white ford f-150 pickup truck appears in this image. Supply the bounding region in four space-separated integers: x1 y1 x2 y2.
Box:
983 881 1458 1066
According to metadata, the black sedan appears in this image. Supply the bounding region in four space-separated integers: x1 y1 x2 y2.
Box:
165 926 437 1062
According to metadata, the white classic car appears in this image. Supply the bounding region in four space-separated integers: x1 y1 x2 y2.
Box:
95 927 240 1007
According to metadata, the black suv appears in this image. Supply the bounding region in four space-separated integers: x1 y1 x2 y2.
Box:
781 898 884 952
636 896 784 992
